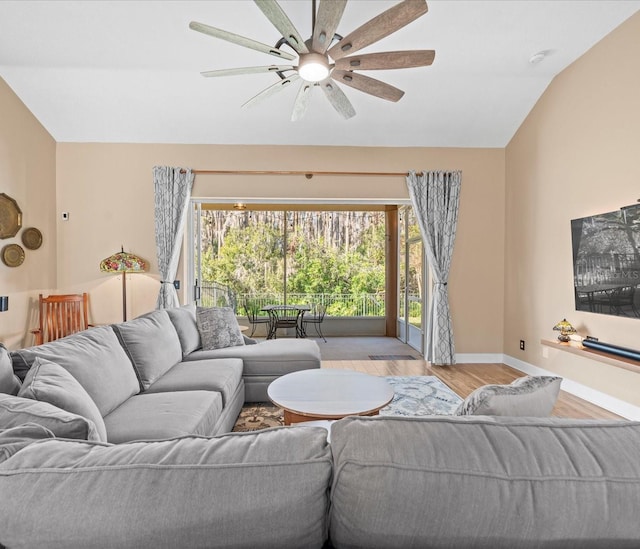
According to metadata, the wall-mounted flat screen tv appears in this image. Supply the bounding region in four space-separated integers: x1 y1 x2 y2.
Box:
571 204 640 318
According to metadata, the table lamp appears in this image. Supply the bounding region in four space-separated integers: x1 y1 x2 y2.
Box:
553 318 577 342
100 247 147 322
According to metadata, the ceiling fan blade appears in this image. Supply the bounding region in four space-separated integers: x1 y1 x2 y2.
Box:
312 0 347 54
242 73 300 109
254 0 309 54
327 0 428 61
189 21 296 61
335 50 435 71
291 81 315 121
319 78 355 119
201 65 294 77
332 70 404 102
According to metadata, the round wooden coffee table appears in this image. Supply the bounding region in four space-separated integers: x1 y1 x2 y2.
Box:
267 369 395 425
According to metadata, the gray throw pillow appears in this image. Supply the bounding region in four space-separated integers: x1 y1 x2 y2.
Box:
196 307 245 351
455 375 562 417
0 393 101 442
18 357 108 442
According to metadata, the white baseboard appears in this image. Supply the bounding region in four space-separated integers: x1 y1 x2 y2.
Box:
455 353 505 364
503 354 640 421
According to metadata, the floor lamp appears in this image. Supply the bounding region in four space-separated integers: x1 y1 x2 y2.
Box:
100 247 147 322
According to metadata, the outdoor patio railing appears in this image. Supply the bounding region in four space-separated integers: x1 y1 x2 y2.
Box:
198 282 386 317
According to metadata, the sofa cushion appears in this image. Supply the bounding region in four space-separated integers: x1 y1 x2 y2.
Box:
18 358 107 442
0 427 331 549
112 309 183 390
0 343 21 395
196 306 244 350
166 303 201 355
0 393 101 442
330 415 640 549
145 358 243 406
455 375 562 416
10 326 139 416
185 338 321 376
103 391 222 444
0 423 56 464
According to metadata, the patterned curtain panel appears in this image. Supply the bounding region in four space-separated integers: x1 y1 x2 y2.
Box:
406 170 462 365
153 166 194 309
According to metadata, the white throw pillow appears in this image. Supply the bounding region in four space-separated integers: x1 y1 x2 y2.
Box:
454 376 562 417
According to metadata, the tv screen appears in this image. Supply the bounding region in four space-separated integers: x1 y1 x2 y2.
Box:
571 204 640 318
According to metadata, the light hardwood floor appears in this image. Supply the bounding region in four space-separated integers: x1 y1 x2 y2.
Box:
322 359 622 420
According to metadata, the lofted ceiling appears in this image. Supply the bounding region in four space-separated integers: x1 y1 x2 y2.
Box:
0 0 638 148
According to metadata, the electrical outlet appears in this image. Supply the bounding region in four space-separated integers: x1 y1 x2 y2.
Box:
519 340 525 351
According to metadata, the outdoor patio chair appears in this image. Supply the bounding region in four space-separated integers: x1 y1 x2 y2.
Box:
302 304 327 342
242 301 271 337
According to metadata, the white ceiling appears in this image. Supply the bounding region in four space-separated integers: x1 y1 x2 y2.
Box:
0 0 638 148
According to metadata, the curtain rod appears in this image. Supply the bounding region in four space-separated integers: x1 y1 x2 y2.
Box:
182 169 420 178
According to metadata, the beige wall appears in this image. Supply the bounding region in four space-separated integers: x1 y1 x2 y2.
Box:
56 143 505 352
505 12 640 404
0 78 56 347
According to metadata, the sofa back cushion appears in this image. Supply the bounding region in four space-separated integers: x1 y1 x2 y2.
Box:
0 427 332 548
330 415 640 548
10 326 139 416
454 375 562 416
166 303 201 355
0 343 21 395
112 309 182 390
0 393 101 442
0 424 56 464
18 357 107 442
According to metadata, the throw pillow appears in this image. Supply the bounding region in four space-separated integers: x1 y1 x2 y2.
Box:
0 393 101 442
454 375 562 417
196 307 245 351
18 357 108 442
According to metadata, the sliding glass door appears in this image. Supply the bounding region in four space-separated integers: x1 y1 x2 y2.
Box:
188 203 387 320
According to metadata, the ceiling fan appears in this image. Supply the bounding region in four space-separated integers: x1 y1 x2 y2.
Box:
189 0 435 121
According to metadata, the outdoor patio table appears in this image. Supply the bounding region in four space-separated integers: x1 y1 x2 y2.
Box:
261 304 310 339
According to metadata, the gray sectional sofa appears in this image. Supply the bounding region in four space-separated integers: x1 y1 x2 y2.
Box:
4 303 321 443
2 307 640 548
2 412 640 548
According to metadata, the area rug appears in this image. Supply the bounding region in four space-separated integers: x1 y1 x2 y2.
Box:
232 376 462 432
378 376 463 417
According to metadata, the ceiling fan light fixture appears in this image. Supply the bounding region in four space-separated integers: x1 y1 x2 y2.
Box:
298 53 330 82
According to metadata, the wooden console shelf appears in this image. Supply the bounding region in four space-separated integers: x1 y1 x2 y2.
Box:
541 339 640 375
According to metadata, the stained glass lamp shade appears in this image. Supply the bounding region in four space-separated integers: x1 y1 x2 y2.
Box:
100 247 147 322
553 318 577 343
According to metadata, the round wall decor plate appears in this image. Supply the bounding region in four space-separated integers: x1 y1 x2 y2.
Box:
0 193 22 239
22 227 43 250
2 244 25 267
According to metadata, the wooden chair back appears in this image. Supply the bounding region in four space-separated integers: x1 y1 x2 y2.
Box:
33 293 90 345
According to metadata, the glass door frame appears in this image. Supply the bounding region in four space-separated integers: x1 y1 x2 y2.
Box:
397 205 426 353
